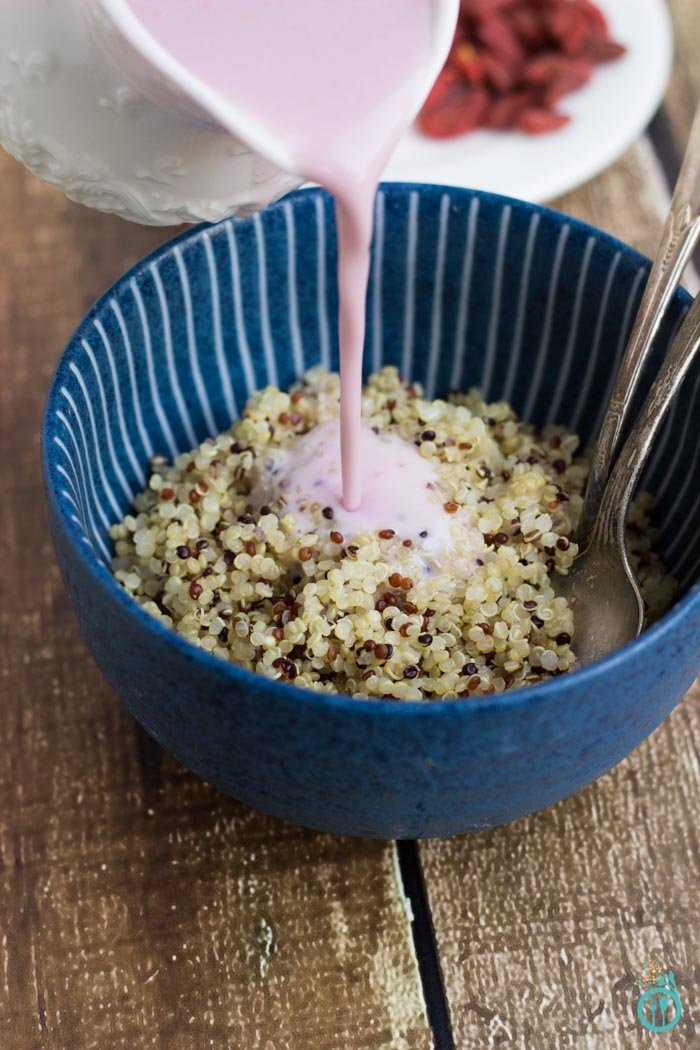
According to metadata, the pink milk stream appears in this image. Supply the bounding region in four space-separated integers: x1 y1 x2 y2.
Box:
128 0 467 551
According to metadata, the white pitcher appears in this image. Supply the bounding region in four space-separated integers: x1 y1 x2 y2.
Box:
0 0 457 226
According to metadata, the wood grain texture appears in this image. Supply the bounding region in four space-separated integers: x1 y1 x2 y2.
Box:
423 50 700 1050
420 694 699 1050
552 138 673 261
663 0 700 153
0 152 430 1050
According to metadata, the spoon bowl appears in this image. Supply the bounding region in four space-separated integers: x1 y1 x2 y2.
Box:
561 102 700 664
558 291 700 664
556 542 643 666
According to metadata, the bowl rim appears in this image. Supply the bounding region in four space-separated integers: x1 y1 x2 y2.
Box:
42 181 700 719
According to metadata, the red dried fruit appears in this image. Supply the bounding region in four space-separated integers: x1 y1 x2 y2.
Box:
523 52 570 86
542 62 592 107
576 0 609 37
509 6 548 50
482 52 520 94
585 38 627 63
418 0 625 140
422 64 462 109
452 43 488 85
483 89 534 129
517 108 570 134
547 6 591 57
418 85 490 138
461 0 512 16
475 14 525 70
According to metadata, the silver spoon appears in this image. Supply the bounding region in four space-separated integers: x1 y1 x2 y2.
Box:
577 102 700 546
557 291 700 664
555 102 700 665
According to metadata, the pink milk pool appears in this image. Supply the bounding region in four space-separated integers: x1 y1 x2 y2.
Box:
249 421 471 555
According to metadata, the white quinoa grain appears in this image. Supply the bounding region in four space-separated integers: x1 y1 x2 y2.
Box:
110 367 675 700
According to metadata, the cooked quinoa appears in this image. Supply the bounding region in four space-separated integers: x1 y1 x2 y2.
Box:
110 367 676 700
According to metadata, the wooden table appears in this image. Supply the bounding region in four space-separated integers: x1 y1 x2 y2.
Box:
1 3 698 1047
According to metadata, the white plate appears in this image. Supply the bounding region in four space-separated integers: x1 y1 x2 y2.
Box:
384 0 673 203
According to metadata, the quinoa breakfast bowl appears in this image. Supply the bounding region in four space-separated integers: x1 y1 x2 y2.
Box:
43 184 700 838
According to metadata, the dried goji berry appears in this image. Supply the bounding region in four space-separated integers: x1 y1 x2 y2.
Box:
542 61 592 106
547 6 591 56
475 14 525 69
483 89 534 129
576 0 609 38
461 0 511 16
418 0 625 140
482 52 520 93
418 86 490 138
422 65 462 109
509 6 548 49
517 108 570 134
584 38 627 63
452 43 488 86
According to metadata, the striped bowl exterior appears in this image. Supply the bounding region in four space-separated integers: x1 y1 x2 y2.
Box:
43 184 700 838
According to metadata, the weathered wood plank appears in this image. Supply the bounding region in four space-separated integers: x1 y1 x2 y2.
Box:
421 694 699 1050
0 152 430 1050
663 0 700 154
422 129 700 1050
552 139 671 261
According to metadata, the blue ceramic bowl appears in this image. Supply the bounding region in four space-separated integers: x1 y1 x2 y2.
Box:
43 184 700 838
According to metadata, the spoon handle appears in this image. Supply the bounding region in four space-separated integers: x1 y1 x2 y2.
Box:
594 290 700 547
578 102 700 543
